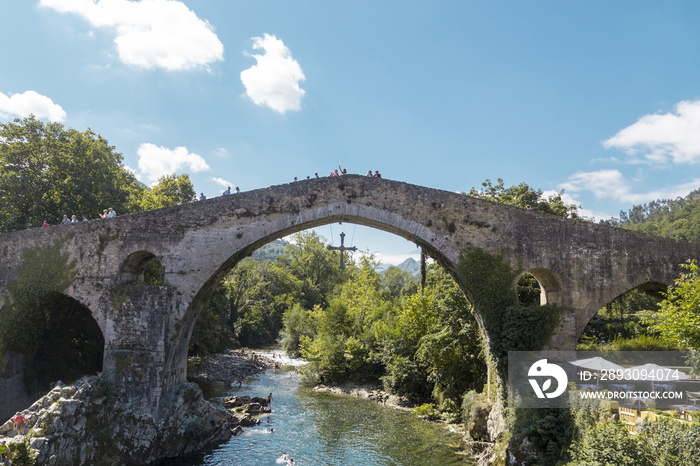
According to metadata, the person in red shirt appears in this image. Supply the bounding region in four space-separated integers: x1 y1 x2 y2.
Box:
14 412 25 435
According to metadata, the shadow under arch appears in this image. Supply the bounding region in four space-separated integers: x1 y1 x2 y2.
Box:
28 292 105 392
576 279 668 346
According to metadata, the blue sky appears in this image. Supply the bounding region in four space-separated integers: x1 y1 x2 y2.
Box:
2 1 700 264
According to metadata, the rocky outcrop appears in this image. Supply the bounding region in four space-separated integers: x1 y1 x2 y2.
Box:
222 395 272 416
0 350 280 465
0 376 239 465
188 349 274 385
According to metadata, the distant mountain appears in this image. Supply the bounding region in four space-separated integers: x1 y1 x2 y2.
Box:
396 257 421 278
377 257 421 278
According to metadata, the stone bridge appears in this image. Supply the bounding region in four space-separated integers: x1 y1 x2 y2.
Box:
1 175 699 418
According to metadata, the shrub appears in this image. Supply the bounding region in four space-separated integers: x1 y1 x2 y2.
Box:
413 403 440 420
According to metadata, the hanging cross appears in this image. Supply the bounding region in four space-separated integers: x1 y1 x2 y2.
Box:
327 232 357 269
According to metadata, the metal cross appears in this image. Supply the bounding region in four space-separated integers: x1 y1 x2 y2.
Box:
327 232 357 269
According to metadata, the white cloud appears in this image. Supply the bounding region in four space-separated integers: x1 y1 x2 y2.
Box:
211 177 232 188
39 0 224 71
560 169 700 205
0 90 66 122
240 34 306 114
603 100 700 165
136 143 209 184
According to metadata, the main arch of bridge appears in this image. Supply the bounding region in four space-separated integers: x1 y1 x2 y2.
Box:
1 175 698 415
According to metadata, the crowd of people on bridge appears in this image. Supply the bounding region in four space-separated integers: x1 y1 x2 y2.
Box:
42 207 116 228
292 164 382 182
37 166 386 229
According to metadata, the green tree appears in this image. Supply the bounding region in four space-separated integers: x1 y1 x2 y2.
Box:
280 303 320 356
138 173 195 211
467 178 580 217
381 265 418 300
650 260 700 349
568 420 653 465
189 287 237 356
0 116 144 231
282 231 349 308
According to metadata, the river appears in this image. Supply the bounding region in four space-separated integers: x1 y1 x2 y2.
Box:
164 350 475 465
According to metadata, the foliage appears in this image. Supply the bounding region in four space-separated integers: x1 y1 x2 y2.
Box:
381 265 418 300
577 334 679 352
0 240 76 357
189 288 237 356
601 187 700 244
467 178 580 217
0 116 144 230
513 408 575 465
190 232 487 414
280 303 319 356
649 260 700 349
300 256 387 384
413 403 440 420
517 273 541 306
8 439 37 466
281 231 350 309
456 247 563 377
137 173 195 211
641 418 700 465
189 257 303 356
567 420 653 465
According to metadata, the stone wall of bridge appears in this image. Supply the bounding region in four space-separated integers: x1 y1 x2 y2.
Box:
0 175 699 419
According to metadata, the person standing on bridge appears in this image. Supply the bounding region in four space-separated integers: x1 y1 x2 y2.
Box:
199 193 206 201
223 186 231 195
108 208 117 218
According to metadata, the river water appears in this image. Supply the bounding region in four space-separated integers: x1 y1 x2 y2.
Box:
164 350 474 465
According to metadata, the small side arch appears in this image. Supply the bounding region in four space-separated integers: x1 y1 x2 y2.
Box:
517 267 563 305
119 251 164 285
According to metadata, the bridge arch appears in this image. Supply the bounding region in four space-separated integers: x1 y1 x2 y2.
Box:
119 250 164 285
21 292 104 390
174 205 465 365
517 268 563 306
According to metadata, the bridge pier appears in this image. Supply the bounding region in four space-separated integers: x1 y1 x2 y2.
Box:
101 285 185 417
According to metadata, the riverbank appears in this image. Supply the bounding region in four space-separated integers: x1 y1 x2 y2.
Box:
188 348 277 386
312 382 467 436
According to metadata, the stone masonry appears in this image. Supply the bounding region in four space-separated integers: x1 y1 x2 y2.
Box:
0 175 699 421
